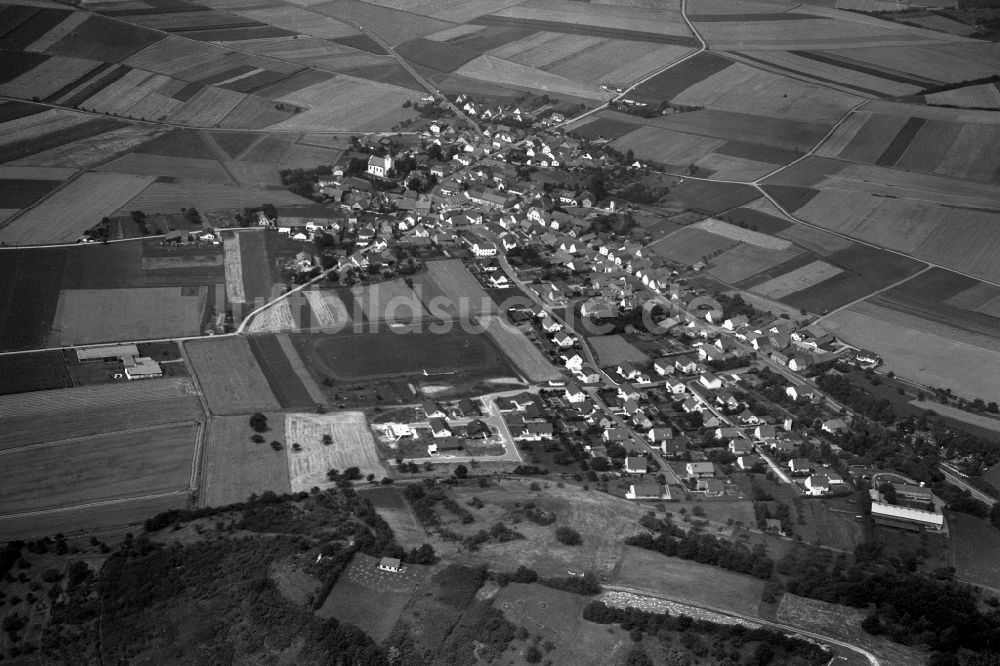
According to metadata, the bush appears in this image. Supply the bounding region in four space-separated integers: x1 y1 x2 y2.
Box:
555 526 582 545
525 644 542 663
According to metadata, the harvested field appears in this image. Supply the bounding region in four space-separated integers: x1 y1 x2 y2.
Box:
480 314 561 383
351 278 427 323
247 334 315 409
303 288 352 329
820 113 911 163
293 327 507 380
818 42 1000 88
0 246 64 351
589 335 649 366
822 303 1000 400
455 56 612 101
199 414 291 507
0 423 196 515
647 226 737 263
615 546 764 616
0 377 195 418
732 50 920 98
818 163 1000 211
246 298 296 333
50 287 206 346
0 172 153 245
0 397 201 451
284 411 387 491
707 244 804 285
424 259 496 317
185 336 281 415
612 126 726 167
751 260 843 299
170 86 248 127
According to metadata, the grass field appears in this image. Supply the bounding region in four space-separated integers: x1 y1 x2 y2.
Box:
589 335 649 367
0 246 65 351
293 327 506 381
319 552 428 642
495 583 633 665
285 411 387 491
950 512 1000 591
423 259 497 317
0 172 154 244
480 314 561 382
0 397 202 451
364 486 427 548
614 545 764 616
199 414 291 508
185 337 281 415
0 423 195 515
351 278 427 323
50 286 206 346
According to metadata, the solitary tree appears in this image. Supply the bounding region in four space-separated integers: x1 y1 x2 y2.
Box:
249 413 268 433
454 464 468 479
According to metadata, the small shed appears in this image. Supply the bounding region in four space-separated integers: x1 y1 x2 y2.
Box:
378 557 401 573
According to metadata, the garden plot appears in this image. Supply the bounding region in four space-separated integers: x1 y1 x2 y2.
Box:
284 412 387 491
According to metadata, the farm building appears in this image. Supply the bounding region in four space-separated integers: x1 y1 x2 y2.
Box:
76 344 141 362
870 502 943 531
378 557 401 573
124 356 163 381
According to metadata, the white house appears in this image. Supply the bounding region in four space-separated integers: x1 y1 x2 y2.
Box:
553 331 575 348
367 155 393 178
378 557 401 572
564 383 587 404
470 240 497 257
699 372 722 390
562 353 585 372
804 474 830 496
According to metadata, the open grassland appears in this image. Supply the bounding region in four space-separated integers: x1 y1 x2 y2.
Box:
0 492 187 541
294 327 506 380
0 377 196 418
590 335 649 366
0 397 202 450
285 412 387 491
822 303 1000 399
185 337 281 415
424 259 497 317
495 583 633 666
0 172 153 244
480 314 560 382
350 278 427 323
50 287 205 346
303 289 351 328
0 246 64 351
751 260 843 299
0 423 196 515
200 414 291 508
647 226 737 264
949 511 1000 590
615 546 764 617
455 56 613 101
319 552 427 643
364 486 427 548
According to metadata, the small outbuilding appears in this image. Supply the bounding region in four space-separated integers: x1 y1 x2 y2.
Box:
378 557 401 573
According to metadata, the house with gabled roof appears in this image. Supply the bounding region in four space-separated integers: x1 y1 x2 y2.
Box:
626 479 670 500
624 456 648 474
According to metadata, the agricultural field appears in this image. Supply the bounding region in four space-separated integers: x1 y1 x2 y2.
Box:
291 327 508 381
284 411 388 491
0 423 196 515
589 335 649 366
454 55 613 101
246 298 296 333
49 286 206 346
247 334 317 410
0 172 154 245
0 349 73 394
0 492 188 541
271 76 419 131
821 303 1000 400
926 82 1000 110
647 226 737 264
0 246 65 351
320 553 429 642
199 414 292 508
483 0 694 40
350 278 427 323
707 244 805 285
0 377 197 418
750 260 843 299
303 288 352 329
494 583 633 666
480 314 561 383
185 336 281 415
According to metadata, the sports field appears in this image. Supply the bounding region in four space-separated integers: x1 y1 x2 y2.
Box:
185 336 281 415
199 414 291 508
285 412 387 491
50 286 206 346
0 423 196 515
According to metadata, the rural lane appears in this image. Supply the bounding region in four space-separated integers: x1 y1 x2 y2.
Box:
938 464 997 507
603 584 880 666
